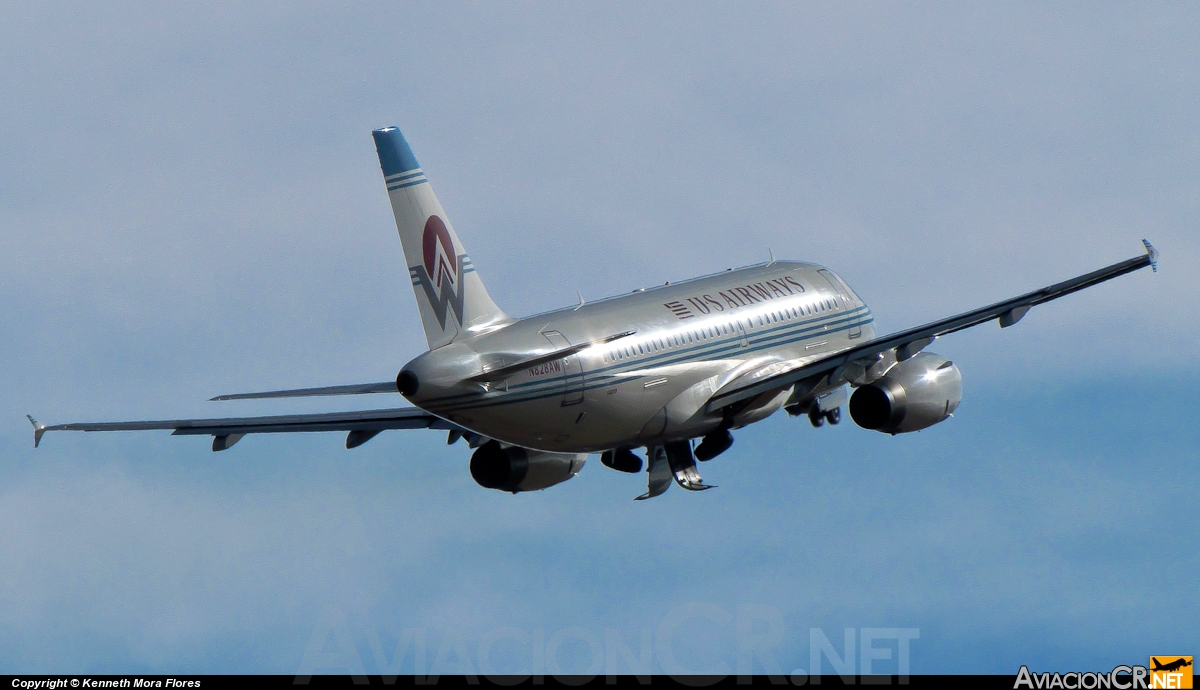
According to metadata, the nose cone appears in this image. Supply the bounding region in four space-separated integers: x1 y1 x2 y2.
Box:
398 343 480 408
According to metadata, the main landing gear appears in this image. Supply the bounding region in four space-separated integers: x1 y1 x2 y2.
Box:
808 405 841 427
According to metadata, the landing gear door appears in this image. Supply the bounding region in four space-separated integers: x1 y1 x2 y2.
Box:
542 330 585 406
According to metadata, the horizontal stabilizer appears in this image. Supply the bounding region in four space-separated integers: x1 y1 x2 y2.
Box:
210 381 397 401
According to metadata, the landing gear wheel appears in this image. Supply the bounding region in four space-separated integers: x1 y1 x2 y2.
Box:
808 406 825 427
825 407 841 425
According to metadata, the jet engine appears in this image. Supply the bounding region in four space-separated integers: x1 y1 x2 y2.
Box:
848 352 962 434
469 441 587 493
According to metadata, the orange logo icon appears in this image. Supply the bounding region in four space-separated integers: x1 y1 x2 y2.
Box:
1150 656 1193 689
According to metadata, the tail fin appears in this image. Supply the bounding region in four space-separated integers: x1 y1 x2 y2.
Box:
372 126 509 349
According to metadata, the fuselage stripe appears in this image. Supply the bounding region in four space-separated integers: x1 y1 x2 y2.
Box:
424 305 869 403
420 307 874 413
425 316 874 413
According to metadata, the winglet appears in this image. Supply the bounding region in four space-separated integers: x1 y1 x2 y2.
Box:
27 415 46 448
1142 239 1159 272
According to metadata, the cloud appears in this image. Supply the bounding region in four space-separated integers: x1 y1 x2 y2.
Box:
1 2 1197 673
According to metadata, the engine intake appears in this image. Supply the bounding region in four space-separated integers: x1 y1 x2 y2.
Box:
849 352 962 434
470 441 587 493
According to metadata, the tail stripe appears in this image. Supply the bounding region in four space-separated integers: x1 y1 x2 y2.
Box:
386 168 428 191
386 169 423 181
387 176 428 191
386 170 425 183
410 259 476 286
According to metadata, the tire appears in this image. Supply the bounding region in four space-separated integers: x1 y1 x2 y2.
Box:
808 407 825 427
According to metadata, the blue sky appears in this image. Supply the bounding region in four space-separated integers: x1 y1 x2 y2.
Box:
2 2 1196 675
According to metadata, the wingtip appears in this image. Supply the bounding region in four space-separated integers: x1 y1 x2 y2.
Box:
27 415 46 448
1142 239 1159 272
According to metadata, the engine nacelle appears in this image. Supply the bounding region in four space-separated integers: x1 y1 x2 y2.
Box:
848 352 962 434
469 441 587 493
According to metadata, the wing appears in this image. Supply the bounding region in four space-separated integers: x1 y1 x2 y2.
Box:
707 240 1159 410
27 407 464 451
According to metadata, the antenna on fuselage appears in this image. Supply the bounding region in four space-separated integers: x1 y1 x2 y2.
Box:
767 248 776 266
575 291 586 311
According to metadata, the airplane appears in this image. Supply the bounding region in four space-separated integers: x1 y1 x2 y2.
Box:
1151 658 1192 673
28 126 1160 500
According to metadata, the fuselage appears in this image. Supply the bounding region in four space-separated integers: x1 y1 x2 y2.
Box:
402 261 875 453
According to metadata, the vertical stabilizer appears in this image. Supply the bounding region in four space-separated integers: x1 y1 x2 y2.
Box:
372 127 509 349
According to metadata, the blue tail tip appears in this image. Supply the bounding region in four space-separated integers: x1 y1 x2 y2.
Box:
372 126 420 177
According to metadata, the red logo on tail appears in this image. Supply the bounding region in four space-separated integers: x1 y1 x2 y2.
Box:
423 216 457 291
413 215 467 330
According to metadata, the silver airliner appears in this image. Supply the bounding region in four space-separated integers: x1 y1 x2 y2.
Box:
29 126 1160 499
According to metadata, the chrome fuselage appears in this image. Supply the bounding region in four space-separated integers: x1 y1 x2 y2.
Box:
402 261 875 453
